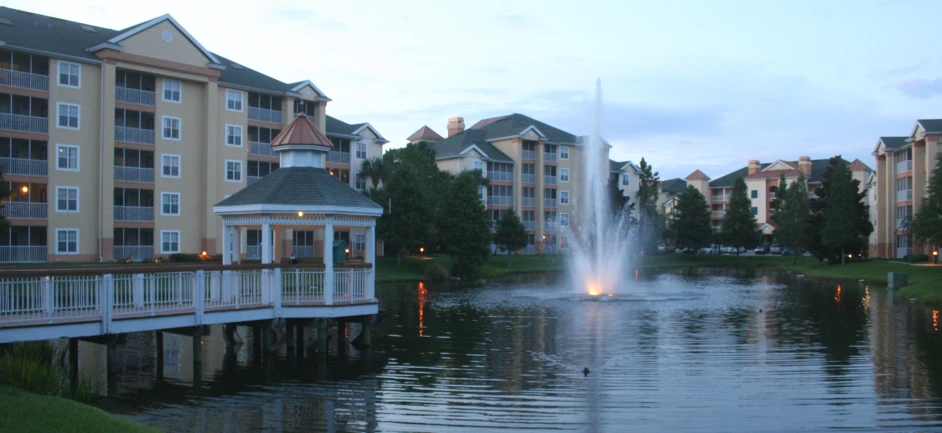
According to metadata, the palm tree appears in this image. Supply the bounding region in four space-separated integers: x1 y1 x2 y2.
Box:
361 156 388 189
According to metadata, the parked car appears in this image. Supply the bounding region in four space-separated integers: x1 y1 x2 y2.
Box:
754 244 770 255
781 248 794 256
769 244 782 254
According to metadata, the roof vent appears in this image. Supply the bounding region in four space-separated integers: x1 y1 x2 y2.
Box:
0 18 13 26
80 24 96 33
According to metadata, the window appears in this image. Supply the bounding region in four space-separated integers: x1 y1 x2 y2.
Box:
356 141 367 159
751 190 758 199
226 124 243 147
56 145 79 171
622 174 630 186
560 146 569 160
354 234 365 251
473 160 483 172
56 187 79 212
560 213 570 227
355 172 366 190
161 192 180 215
478 186 485 200
560 168 570 182
56 229 79 254
57 61 80 88
751 207 758 216
162 116 181 140
226 160 243 182
57 103 80 129
162 79 181 102
160 230 180 253
226 89 243 111
560 235 569 249
161 154 180 178
560 190 570 205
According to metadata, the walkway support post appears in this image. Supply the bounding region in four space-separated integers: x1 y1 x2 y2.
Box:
68 338 78 396
317 319 328 353
155 331 164 380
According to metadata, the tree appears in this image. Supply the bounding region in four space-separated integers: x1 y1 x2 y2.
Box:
493 208 528 269
720 176 759 255
360 156 388 189
437 171 491 278
673 185 712 251
808 156 872 263
376 168 432 266
773 174 811 264
820 159 860 265
912 152 942 248
635 158 660 254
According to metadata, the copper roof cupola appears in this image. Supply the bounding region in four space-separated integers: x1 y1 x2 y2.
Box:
270 113 334 168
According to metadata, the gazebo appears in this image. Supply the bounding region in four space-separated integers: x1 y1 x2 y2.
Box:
213 113 383 300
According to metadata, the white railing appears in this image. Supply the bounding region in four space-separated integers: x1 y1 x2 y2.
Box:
114 246 154 261
281 268 325 304
249 141 274 156
0 113 48 134
114 205 154 222
522 150 535 160
248 107 283 124
115 126 155 145
487 196 513 206
544 198 557 208
897 189 913 202
247 176 261 186
246 246 261 259
112 272 194 317
523 221 536 231
522 197 536 207
544 152 558 162
712 195 730 202
0 157 47 177
712 211 726 218
544 221 557 231
0 69 49 91
0 275 100 323
293 246 315 258
544 175 557 185
522 174 536 184
897 160 913 173
0 246 46 263
114 166 154 183
328 151 351 164
1 202 47 219
333 269 369 303
488 171 513 182
115 87 156 106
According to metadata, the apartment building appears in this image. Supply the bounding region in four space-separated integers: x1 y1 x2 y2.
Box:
0 7 387 263
872 119 942 258
407 114 609 254
609 160 641 201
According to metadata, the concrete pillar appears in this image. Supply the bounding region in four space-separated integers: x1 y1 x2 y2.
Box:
366 223 376 300
324 217 334 304
106 336 118 398
317 319 328 353
68 338 79 396
337 318 347 352
295 325 304 357
222 224 232 265
261 222 273 264
192 327 203 365
361 315 373 347
155 331 164 380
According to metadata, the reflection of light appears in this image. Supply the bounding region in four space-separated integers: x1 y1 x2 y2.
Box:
834 285 842 304
634 269 639 280
417 282 427 336
934 310 939 332
862 286 870 310
586 280 601 296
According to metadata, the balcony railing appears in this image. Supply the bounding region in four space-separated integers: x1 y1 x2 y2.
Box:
487 196 513 206
1 202 47 219
115 87 156 106
522 150 535 160
0 113 48 134
328 151 351 164
897 160 913 174
249 141 275 156
247 176 261 186
114 205 154 222
712 211 726 218
544 198 557 208
544 222 557 231
488 171 513 182
545 245 557 254
0 69 49 92
114 246 154 261
114 166 154 183
0 245 47 262
0 157 47 177
522 174 536 184
711 195 730 202
544 175 557 185
897 218 908 230
115 126 155 145
522 197 536 207
897 189 913 202
248 107 283 124
523 221 536 231
292 246 315 258
544 152 558 162
247 245 261 260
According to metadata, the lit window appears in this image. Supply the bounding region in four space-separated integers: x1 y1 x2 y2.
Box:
56 229 79 254
560 168 570 182
56 145 80 171
226 125 243 147
56 187 79 212
226 160 243 182
57 103 80 129
356 141 367 159
226 89 243 111
161 154 180 178
160 230 180 253
162 79 182 102
57 61 80 88
162 116 181 140
161 192 180 215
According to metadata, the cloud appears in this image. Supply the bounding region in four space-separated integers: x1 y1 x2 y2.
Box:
265 7 349 31
491 14 538 27
895 78 942 98
868 59 929 79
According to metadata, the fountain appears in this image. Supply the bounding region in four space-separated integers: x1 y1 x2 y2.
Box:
565 79 634 296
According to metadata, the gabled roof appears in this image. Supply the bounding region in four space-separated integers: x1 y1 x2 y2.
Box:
609 160 639 173
686 170 711 181
914 119 942 136
323 116 387 143
874 136 908 154
96 14 221 65
709 158 844 188
214 167 382 212
848 159 873 172
428 129 514 163
761 160 797 172
270 114 332 149
469 113 578 144
288 80 330 101
408 125 445 142
659 178 687 195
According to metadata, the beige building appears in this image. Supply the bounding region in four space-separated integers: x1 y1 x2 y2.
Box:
0 7 387 262
871 119 942 258
408 114 609 254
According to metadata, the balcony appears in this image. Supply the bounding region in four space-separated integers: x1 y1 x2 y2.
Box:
115 87 156 106
114 166 154 183
114 246 154 261
249 141 275 157
522 150 535 160
247 176 261 186
544 152 558 162
328 151 351 164
544 175 557 185
0 245 46 262
897 189 913 202
114 205 154 222
544 198 557 208
115 126 155 145
522 197 536 207
711 195 730 202
0 69 49 92
487 196 513 206
488 171 513 182
712 211 726 218
292 246 315 258
0 113 48 134
522 174 536 184
896 218 908 230
247 245 261 259
248 107 282 124
1 202 47 219
523 221 536 231
897 160 913 174
0 157 47 177
544 221 557 231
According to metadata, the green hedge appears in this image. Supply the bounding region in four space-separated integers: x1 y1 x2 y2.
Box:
904 254 930 263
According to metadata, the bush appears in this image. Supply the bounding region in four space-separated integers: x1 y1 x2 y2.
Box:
423 263 450 281
0 342 99 403
904 254 930 263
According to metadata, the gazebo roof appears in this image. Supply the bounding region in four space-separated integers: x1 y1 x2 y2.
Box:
213 167 382 215
270 113 333 149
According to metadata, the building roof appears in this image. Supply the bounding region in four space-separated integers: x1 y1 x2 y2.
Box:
879 136 909 151
215 167 382 211
428 129 514 163
659 178 687 195
407 125 444 142
270 114 332 149
916 119 942 134
685 169 711 181
848 158 873 172
609 160 639 173
325 115 364 137
708 158 852 188
469 113 578 144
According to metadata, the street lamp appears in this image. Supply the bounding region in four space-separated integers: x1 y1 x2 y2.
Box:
934 251 938 264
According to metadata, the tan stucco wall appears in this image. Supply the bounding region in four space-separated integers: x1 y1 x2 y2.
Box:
119 21 211 67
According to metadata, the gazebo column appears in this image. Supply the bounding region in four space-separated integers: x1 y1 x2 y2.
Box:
273 226 283 263
222 223 232 265
324 216 334 305
366 222 376 300
261 221 273 264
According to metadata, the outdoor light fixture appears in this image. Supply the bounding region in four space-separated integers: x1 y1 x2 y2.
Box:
935 251 939 264
420 247 425 253
345 248 350 254
298 211 304 217
201 251 207 256
20 186 27 193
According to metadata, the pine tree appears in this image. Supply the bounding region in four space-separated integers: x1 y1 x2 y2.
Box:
911 152 942 248
635 158 660 254
773 174 810 264
673 185 712 251
820 159 859 265
808 156 872 263
720 176 759 255
437 171 491 278
493 208 529 269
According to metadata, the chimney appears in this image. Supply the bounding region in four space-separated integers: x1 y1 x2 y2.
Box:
798 156 811 177
447 117 465 137
747 160 760 175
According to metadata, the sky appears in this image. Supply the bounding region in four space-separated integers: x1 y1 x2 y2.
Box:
8 0 942 180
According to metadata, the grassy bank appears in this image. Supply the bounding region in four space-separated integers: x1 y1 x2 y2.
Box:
0 385 157 433
778 258 942 304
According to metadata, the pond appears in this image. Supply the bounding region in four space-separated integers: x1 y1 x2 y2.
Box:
79 267 942 432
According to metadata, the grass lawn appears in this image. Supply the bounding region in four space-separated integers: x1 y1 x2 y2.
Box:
778 258 942 304
0 385 157 433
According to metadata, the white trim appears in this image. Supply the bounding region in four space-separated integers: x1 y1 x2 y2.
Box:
225 89 243 112
55 228 79 254
225 159 243 183
55 186 80 213
55 144 80 171
762 160 794 172
289 80 330 100
161 78 182 103
56 102 80 130
161 154 181 178
56 60 81 89
518 125 547 139
559 190 570 205
560 146 570 160
160 230 181 254
161 116 181 141
160 192 181 216
350 123 388 142
225 124 243 147
105 14 222 65
213 204 383 217
459 145 491 159
560 212 570 227
560 168 570 182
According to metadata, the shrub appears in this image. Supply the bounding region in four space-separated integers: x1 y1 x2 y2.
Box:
168 253 200 263
0 341 99 403
904 254 930 263
423 263 450 281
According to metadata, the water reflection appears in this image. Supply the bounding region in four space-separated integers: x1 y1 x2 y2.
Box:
83 268 942 432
